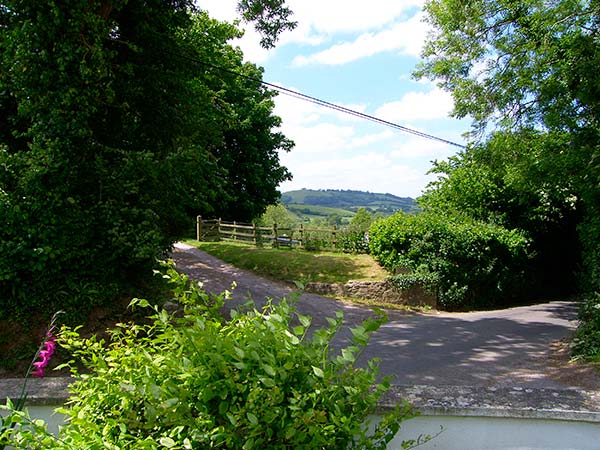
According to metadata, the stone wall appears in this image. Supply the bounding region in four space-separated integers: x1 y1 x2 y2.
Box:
305 280 437 308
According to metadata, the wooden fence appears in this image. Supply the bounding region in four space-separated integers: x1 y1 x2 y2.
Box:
196 216 341 250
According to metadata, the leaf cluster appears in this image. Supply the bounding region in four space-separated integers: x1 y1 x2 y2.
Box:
0 2 293 319
3 266 419 449
416 0 600 294
369 211 531 310
417 0 599 134
403 0 600 311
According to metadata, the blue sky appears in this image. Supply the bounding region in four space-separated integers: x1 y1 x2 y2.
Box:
197 0 471 198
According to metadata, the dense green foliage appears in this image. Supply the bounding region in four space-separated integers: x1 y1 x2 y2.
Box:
420 131 582 297
256 204 297 229
571 293 600 361
369 0 598 310
0 1 293 318
369 212 530 310
416 0 599 292
339 208 374 254
1 267 419 449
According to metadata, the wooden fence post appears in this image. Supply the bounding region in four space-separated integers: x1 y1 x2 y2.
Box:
273 223 278 248
332 225 337 249
233 221 237 241
252 223 257 245
299 223 304 248
217 218 222 242
196 215 202 241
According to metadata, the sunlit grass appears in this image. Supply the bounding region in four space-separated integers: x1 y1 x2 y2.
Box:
182 239 388 285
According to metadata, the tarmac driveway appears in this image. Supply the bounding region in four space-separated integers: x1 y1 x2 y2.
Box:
172 243 587 391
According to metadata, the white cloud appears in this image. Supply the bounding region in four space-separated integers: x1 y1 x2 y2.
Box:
198 0 424 34
273 86 368 125
285 123 356 153
375 87 454 122
350 130 395 148
197 0 427 64
390 136 458 159
195 0 238 21
293 13 427 66
235 27 273 63
279 151 428 198
288 0 423 34
270 82 465 196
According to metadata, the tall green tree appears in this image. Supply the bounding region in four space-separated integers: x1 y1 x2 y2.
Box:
0 0 295 317
416 0 600 290
257 204 295 229
206 59 293 221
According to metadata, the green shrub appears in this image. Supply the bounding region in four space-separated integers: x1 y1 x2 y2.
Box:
339 230 371 254
338 208 374 254
389 269 439 294
369 212 532 310
0 400 59 449
571 292 600 361
3 265 421 449
302 230 330 252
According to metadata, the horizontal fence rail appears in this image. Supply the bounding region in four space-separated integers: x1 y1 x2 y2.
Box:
196 216 344 250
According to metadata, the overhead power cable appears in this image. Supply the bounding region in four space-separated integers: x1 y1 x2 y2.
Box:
195 58 467 149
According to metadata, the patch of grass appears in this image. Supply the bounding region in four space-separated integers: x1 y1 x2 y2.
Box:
183 240 388 285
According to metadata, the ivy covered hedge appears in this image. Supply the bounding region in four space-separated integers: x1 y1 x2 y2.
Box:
369 212 532 310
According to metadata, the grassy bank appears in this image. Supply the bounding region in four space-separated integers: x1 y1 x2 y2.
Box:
182 240 387 285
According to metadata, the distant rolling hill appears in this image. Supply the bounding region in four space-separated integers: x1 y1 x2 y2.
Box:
281 189 418 220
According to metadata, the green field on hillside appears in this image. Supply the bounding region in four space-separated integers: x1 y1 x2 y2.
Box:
276 189 418 225
281 189 418 214
286 204 356 224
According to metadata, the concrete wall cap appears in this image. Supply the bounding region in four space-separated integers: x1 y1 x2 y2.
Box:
2 378 599 422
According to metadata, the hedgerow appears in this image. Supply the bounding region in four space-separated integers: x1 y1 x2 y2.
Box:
369 212 532 310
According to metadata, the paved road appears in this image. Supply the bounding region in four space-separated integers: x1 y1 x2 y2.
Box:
172 243 583 390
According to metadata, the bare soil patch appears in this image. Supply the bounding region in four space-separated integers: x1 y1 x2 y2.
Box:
546 338 600 390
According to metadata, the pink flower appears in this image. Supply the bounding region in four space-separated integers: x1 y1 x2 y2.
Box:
33 360 46 369
44 339 56 354
30 335 57 378
39 350 52 363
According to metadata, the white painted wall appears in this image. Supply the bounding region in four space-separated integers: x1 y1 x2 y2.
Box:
384 415 600 450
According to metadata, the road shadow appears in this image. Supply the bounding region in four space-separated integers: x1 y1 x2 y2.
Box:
359 313 572 388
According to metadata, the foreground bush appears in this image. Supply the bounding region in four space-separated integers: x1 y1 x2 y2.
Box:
369 212 531 310
2 266 421 449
